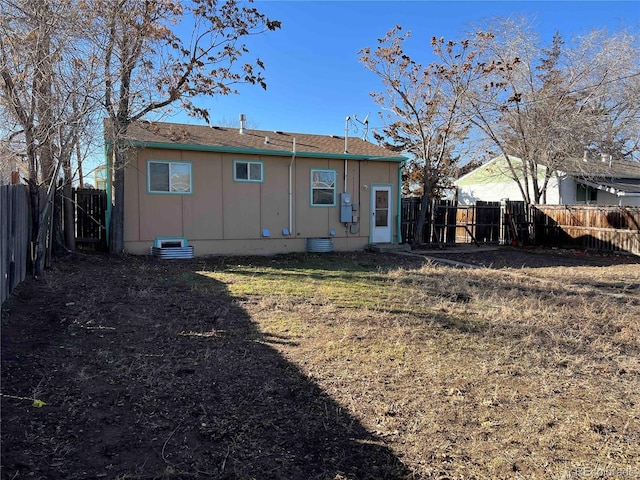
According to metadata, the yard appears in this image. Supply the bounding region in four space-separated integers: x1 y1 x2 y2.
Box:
1 248 639 479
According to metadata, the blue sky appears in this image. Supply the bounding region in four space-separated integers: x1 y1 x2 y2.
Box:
169 1 639 138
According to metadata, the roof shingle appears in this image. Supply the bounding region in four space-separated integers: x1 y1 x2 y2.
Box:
560 156 640 179
121 120 404 160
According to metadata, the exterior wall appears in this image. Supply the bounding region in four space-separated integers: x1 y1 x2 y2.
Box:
618 196 640 206
457 177 560 205
456 156 560 205
559 176 640 206
123 147 400 255
558 176 577 204
457 180 526 205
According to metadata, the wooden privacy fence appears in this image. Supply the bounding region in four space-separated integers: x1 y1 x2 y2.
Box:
401 198 640 256
1 185 30 305
533 205 640 256
401 198 528 246
401 198 459 245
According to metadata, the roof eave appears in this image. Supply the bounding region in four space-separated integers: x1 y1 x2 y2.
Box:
578 178 640 197
126 140 407 162
569 172 640 180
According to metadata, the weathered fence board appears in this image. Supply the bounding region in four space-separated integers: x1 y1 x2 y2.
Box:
533 205 640 256
401 198 458 245
401 198 527 246
1 185 30 305
401 199 640 256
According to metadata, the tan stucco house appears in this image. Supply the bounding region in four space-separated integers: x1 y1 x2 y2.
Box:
114 120 407 255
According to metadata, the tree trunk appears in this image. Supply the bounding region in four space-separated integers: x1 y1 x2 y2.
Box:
34 187 50 277
28 181 40 277
52 181 64 253
109 147 125 253
413 193 431 248
76 141 84 188
63 182 76 250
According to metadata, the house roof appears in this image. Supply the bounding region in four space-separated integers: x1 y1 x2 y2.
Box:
116 120 406 162
559 156 640 179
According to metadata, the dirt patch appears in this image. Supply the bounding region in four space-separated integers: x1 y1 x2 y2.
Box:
1 253 408 480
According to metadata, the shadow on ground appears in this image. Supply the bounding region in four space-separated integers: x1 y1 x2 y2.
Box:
1 254 408 479
414 245 640 269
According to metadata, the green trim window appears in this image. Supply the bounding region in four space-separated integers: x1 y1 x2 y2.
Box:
234 160 263 182
310 169 336 206
148 161 192 194
576 184 598 204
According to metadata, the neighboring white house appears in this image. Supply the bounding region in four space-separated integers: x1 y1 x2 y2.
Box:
455 154 640 206
0 150 28 185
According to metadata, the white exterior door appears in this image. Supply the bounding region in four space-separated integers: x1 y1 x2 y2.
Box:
371 185 392 243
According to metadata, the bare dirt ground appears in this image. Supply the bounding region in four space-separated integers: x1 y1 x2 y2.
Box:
2 252 413 480
1 247 638 480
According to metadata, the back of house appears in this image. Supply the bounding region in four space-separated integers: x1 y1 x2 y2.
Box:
113 120 406 255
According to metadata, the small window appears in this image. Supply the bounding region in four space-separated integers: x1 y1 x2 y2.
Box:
234 160 263 182
148 161 192 194
311 169 336 206
576 184 597 204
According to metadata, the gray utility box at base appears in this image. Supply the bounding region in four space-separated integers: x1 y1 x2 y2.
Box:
340 192 353 223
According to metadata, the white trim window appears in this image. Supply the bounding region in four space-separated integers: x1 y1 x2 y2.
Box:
310 169 336 206
234 160 263 182
148 161 192 193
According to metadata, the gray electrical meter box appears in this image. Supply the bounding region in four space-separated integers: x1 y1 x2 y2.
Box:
340 193 352 223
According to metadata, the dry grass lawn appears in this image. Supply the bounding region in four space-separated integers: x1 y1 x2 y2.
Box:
198 252 640 479
1 249 639 479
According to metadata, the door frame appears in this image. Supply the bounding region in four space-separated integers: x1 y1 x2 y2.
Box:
369 183 393 244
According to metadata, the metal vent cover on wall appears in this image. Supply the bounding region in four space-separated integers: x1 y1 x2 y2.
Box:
151 237 194 259
306 238 334 253
150 246 194 259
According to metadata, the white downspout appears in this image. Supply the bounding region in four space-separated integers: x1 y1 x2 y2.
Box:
344 159 348 193
289 138 296 235
344 117 350 192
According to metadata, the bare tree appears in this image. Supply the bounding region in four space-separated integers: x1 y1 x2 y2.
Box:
2 0 64 275
360 26 485 245
1 0 102 274
89 0 280 253
53 49 102 251
465 17 640 204
215 115 260 129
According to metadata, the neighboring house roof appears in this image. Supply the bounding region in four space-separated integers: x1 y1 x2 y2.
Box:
559 156 640 197
559 156 640 179
115 120 406 162
455 155 531 185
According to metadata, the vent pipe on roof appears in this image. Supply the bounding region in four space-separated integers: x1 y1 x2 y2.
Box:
344 116 350 154
239 113 246 134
